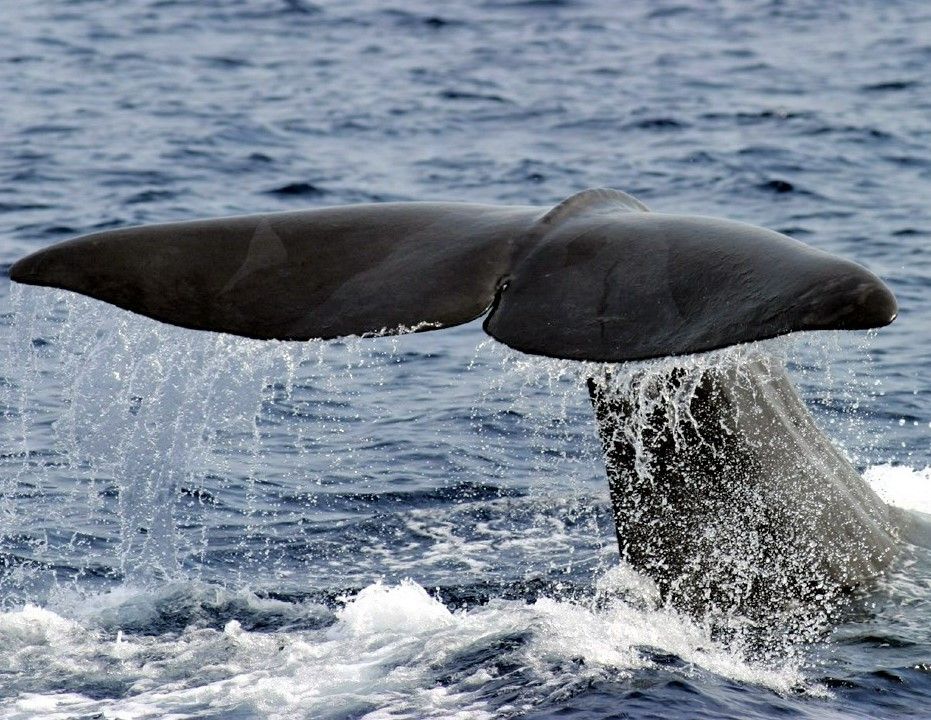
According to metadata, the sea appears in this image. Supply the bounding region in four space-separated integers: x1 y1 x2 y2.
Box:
0 1 929 718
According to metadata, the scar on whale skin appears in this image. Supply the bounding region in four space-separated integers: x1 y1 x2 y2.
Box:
10 188 899 617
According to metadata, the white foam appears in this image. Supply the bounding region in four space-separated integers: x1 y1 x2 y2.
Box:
334 580 454 637
0 577 810 720
865 464 931 515
0 604 84 651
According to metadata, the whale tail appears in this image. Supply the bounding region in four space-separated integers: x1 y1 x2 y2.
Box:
9 188 896 360
8 189 901 617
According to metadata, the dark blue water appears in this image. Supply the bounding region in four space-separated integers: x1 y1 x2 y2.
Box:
1 1 929 718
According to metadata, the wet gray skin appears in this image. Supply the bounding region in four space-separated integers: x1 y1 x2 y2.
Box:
9 188 899 616
588 359 898 621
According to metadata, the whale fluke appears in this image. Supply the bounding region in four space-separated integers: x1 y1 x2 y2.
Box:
8 188 902 616
9 189 896 360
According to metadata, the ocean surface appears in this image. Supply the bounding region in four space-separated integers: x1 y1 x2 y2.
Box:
1 1 929 718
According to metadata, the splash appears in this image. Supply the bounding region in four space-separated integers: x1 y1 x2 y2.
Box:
0 286 900 670
865 465 931 515
0 289 397 595
472 332 906 656
0 577 814 720
0 288 614 609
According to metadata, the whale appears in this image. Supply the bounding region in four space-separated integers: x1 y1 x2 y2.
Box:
9 188 899 616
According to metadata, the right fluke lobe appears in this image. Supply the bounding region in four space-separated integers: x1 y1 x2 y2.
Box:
485 191 897 361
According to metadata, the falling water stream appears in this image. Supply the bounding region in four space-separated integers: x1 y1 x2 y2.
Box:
2 284 927 719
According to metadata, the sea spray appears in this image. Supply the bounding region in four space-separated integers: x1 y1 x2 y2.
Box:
0 286 893 657
1 288 602 600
